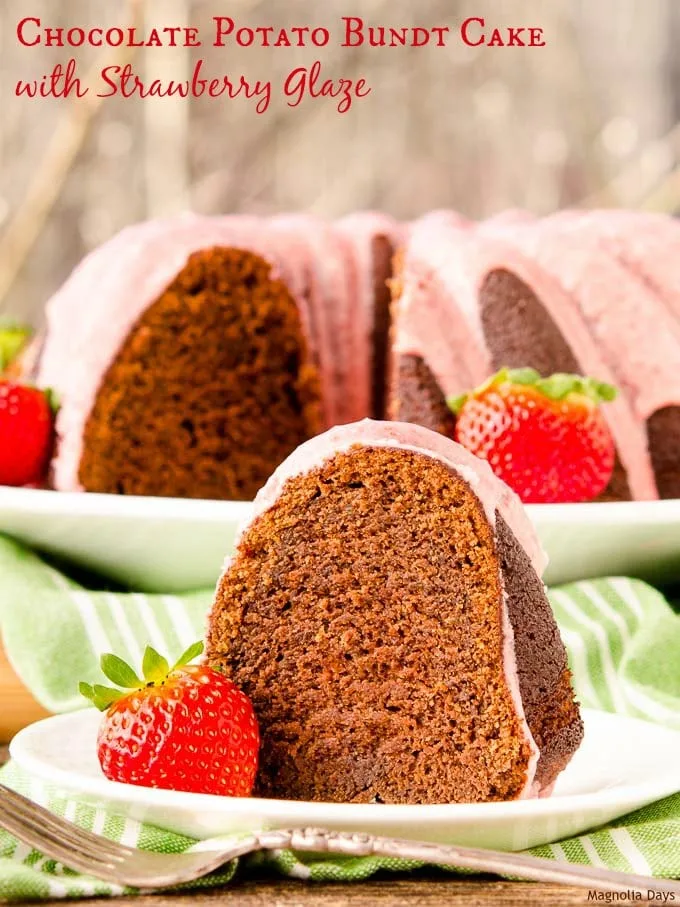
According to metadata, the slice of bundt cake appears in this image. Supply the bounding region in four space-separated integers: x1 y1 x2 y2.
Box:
388 214 655 501
36 213 402 500
491 215 680 500
206 419 583 804
37 214 328 501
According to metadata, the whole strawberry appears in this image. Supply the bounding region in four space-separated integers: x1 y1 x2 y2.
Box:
80 642 260 797
0 381 55 487
450 368 617 504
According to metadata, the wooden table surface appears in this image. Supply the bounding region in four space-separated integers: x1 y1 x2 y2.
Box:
0 745 592 905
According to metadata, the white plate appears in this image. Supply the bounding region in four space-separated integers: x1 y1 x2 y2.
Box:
10 708 680 851
0 487 250 592
2 487 680 591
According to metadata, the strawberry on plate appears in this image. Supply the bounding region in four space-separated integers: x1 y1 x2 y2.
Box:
0 380 56 487
80 642 260 797
449 367 617 504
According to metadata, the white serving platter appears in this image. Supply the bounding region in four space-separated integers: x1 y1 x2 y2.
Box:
1 487 680 592
10 707 680 852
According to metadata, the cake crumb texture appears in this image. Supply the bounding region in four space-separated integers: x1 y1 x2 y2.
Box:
78 247 322 500
207 444 581 804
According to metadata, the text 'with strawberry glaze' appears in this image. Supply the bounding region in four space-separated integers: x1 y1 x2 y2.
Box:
14 16 547 113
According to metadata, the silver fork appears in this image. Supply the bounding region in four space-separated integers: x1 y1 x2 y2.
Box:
1 783 679 894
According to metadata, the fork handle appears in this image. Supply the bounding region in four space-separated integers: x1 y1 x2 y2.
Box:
253 827 680 895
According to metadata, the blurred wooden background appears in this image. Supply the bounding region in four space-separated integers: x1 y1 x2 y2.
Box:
1 0 680 324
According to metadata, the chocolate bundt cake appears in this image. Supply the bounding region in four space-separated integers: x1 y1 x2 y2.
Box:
487 214 680 500
206 420 583 804
35 207 680 501
36 213 399 500
388 213 670 501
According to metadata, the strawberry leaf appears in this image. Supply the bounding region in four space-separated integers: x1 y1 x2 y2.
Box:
534 373 576 400
80 681 125 712
593 380 618 402
142 646 170 684
173 640 204 670
446 393 468 416
0 324 31 373
93 685 126 708
100 653 142 689
43 387 61 415
533 373 618 404
82 642 205 709
79 682 95 701
506 367 541 386
447 366 618 415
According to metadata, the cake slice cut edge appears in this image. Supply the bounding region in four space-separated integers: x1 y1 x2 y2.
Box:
206 419 584 805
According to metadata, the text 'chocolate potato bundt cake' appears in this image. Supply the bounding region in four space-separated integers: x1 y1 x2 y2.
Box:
206 420 583 804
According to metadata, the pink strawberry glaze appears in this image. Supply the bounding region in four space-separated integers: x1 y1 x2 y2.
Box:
336 211 404 410
250 223 341 428
549 209 680 321
415 209 474 231
226 418 545 799
271 215 361 427
395 216 656 500
486 209 536 227
491 216 680 427
37 214 318 493
392 216 480 394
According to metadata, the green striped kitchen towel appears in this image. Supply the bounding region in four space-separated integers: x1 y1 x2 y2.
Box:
1 533 680 900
